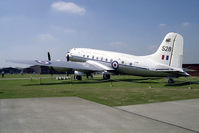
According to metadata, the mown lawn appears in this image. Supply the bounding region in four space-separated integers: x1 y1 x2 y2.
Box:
0 74 199 106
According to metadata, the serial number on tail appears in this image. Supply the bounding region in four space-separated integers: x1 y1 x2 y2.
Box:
162 46 172 52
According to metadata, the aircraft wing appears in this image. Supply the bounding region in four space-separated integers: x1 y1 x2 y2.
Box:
183 68 195 72
9 59 114 72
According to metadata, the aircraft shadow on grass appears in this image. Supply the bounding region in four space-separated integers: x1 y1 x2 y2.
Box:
165 81 199 86
23 80 105 86
23 77 166 86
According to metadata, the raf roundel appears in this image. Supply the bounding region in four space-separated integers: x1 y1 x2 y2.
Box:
35 60 51 65
111 61 119 70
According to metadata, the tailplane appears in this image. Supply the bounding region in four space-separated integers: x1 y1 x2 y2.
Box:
150 32 183 69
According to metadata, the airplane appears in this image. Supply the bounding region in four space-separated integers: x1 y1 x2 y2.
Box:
11 32 189 83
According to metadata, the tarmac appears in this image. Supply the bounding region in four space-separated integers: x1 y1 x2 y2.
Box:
0 97 199 133
116 99 199 132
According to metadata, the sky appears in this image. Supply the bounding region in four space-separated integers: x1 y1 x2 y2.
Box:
0 0 199 68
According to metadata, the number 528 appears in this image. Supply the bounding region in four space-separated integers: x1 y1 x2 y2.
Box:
162 46 172 52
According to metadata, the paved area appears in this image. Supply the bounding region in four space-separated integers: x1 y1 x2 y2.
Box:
0 97 198 133
117 99 199 133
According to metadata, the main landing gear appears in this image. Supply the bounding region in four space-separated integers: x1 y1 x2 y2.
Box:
86 74 93 79
168 78 175 84
103 74 110 80
74 74 93 80
74 74 111 80
74 75 82 80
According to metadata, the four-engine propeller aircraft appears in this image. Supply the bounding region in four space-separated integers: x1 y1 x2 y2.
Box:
11 32 189 83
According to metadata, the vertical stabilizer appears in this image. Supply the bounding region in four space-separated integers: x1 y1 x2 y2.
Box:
150 32 183 69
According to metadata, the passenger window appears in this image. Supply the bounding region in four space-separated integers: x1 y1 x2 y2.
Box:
130 62 132 66
121 61 124 64
87 55 89 58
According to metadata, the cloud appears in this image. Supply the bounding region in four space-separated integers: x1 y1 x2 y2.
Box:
159 23 166 27
51 2 86 15
182 22 190 27
38 34 55 41
109 42 127 47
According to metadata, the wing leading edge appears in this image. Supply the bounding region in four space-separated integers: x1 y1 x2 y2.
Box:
9 59 113 72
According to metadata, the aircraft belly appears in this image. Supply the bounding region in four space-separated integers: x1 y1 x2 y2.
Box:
53 67 72 72
118 66 168 77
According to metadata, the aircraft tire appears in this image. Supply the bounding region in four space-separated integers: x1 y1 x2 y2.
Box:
168 78 174 84
103 74 110 80
75 75 82 80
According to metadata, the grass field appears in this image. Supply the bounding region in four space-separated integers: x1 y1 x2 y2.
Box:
0 74 199 106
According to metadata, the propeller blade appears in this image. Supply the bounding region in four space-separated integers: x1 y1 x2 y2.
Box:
66 52 70 61
47 51 54 75
48 52 51 61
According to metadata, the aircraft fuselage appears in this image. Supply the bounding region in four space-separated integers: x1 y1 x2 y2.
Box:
67 48 180 77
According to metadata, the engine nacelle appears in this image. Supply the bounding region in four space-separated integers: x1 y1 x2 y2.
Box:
74 71 86 76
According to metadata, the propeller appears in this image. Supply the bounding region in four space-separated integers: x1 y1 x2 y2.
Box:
47 51 54 75
66 52 70 62
48 52 51 61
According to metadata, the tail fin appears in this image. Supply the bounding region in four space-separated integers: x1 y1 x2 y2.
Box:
150 32 183 69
